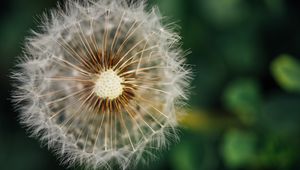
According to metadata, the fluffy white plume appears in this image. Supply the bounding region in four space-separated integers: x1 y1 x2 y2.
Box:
12 0 191 169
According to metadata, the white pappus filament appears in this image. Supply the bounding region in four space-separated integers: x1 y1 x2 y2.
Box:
11 0 191 169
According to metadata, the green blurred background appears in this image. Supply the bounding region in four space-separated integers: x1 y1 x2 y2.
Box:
1 0 300 169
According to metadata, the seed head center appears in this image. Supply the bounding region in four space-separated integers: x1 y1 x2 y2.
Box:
94 69 124 100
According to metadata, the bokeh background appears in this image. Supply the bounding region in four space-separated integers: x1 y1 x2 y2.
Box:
1 0 300 169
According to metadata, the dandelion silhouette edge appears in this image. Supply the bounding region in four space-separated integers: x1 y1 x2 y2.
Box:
11 0 191 169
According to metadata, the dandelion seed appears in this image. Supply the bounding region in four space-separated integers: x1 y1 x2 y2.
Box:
11 0 191 169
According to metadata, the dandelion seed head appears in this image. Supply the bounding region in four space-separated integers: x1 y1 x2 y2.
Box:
11 0 192 169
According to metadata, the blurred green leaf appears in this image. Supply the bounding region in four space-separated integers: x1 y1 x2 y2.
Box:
271 54 300 92
222 129 257 168
223 79 262 125
259 136 297 169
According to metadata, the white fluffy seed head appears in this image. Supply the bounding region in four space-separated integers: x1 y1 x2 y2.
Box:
11 0 192 169
94 69 124 99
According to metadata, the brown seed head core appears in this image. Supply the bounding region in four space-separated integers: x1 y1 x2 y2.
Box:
75 49 137 114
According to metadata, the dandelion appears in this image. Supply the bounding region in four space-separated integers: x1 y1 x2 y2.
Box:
12 0 191 169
